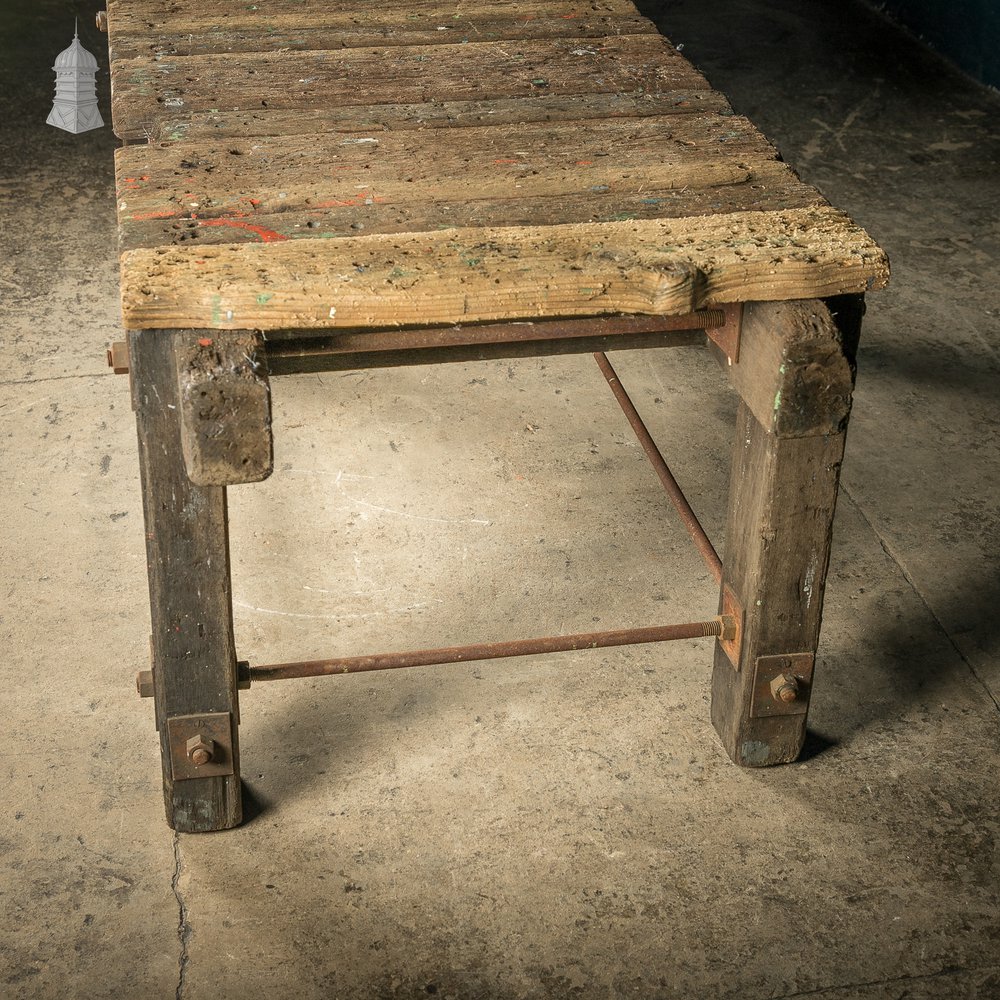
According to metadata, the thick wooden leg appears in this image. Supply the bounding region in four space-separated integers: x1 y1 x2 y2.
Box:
130 329 244 831
711 299 860 766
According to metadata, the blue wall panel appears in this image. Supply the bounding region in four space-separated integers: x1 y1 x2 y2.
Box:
878 0 1000 87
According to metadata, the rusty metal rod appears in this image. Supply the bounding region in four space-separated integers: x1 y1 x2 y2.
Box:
135 615 735 695
247 617 732 683
593 351 723 584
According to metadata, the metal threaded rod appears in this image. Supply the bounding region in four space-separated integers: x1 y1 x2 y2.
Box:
593 351 723 585
247 617 734 683
136 616 736 695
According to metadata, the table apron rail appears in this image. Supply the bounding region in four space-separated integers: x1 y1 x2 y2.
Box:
108 308 738 376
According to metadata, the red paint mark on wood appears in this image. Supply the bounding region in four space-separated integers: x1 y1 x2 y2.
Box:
131 209 176 220
198 338 213 347
198 218 288 242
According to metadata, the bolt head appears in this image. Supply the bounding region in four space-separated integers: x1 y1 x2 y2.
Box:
186 734 215 766
770 672 799 703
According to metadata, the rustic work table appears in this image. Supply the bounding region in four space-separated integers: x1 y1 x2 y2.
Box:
103 0 888 832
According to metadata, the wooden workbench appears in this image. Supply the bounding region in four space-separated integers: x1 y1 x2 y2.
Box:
104 0 888 831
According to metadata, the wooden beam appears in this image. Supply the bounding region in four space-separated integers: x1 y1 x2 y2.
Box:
130 328 243 831
174 330 273 486
711 299 857 766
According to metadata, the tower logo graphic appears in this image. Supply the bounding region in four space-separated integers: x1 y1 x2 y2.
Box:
47 20 104 134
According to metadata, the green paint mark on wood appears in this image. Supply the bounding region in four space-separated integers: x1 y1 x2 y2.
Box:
740 740 773 766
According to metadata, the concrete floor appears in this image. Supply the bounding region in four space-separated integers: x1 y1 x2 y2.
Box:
2 0 999 997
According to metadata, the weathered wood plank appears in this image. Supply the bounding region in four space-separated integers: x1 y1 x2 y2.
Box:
119 207 890 330
130 328 243 831
115 114 787 248
110 34 708 140
150 91 731 143
120 164 823 251
107 0 643 32
108 1 657 61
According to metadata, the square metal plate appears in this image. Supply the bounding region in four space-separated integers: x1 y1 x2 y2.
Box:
718 584 744 670
706 302 743 365
165 712 235 781
750 653 815 718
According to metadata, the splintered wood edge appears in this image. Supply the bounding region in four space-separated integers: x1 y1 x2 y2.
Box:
119 207 890 331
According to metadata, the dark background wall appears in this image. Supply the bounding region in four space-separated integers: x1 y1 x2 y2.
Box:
872 0 1000 88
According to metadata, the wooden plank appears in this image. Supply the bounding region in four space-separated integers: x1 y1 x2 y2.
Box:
107 1 657 61
119 164 823 251
118 206 890 330
108 0 643 32
110 34 709 140
114 114 789 248
130 328 243 831
711 301 856 766
265 330 704 375
150 91 733 144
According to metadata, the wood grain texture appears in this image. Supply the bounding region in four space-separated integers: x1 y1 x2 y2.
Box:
119 207 889 330
107 0 656 61
174 331 273 486
130 328 242 831
115 114 805 250
722 298 856 437
109 34 708 140
711 301 854 766
120 170 822 251
148 90 732 143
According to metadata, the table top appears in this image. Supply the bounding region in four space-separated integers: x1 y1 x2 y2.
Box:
108 0 888 332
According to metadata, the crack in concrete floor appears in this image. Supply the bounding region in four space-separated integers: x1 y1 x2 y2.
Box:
172 834 192 1000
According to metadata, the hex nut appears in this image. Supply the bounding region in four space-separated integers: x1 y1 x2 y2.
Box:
770 672 799 703
186 734 215 766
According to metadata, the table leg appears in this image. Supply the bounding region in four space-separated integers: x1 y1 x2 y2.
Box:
711 299 861 766
129 329 243 831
